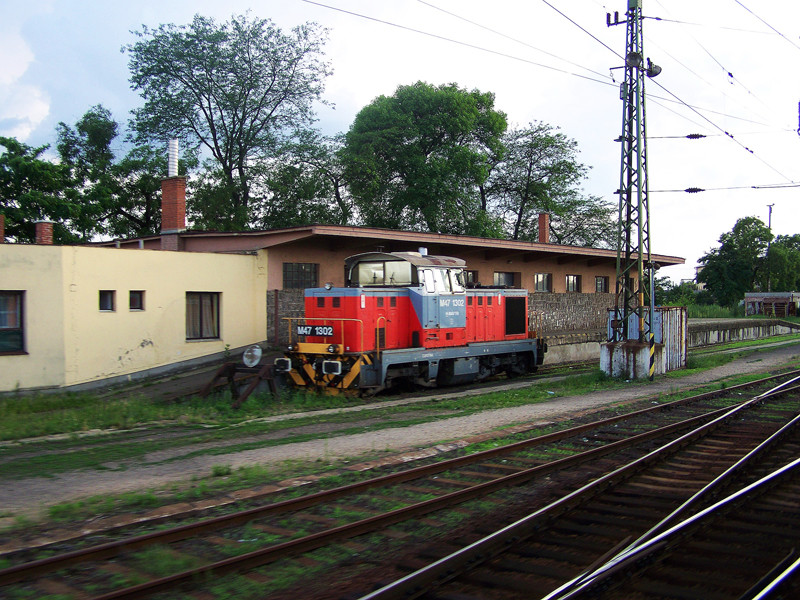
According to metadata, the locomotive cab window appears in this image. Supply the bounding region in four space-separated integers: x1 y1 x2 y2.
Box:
449 269 465 293
433 268 452 294
356 261 413 286
421 269 436 293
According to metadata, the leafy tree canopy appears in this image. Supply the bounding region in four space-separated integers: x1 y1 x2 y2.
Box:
485 122 614 246
697 216 773 306
124 13 332 229
341 81 507 236
0 137 70 243
57 105 192 240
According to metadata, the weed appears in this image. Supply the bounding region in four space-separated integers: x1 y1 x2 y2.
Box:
211 464 233 477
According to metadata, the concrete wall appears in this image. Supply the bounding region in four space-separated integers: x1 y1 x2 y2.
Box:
1 246 67 389
1 245 268 391
265 289 614 347
688 319 800 347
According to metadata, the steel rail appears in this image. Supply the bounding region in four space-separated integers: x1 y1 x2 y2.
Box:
746 553 800 600
83 401 737 600
550 456 800 600
545 376 800 599
356 387 794 600
5 372 783 584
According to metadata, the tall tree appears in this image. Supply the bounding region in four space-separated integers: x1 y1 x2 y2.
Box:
762 234 800 292
57 105 182 239
57 105 119 239
250 133 352 229
486 122 614 246
0 137 70 243
698 216 773 306
124 13 332 229
341 81 507 236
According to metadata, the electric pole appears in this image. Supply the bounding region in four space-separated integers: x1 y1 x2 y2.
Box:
603 0 662 379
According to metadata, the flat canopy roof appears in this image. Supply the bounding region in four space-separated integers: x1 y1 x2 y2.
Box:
99 224 684 269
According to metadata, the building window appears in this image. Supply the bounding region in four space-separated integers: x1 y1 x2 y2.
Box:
493 272 515 288
0 291 24 353
283 263 319 289
566 275 582 293
186 292 220 340
595 276 610 293
129 290 145 311
99 290 115 311
534 273 553 293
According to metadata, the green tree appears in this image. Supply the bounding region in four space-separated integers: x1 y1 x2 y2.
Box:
486 122 614 246
698 216 773 306
57 105 120 239
0 137 70 243
124 13 332 229
763 234 800 292
341 81 507 236
57 105 185 239
250 131 353 229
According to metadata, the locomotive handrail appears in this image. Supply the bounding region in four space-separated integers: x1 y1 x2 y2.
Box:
284 317 364 352
375 316 386 360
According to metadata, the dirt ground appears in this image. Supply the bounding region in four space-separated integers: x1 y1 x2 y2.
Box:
3 342 800 522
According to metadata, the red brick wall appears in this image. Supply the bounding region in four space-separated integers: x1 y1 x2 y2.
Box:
160 176 186 233
35 221 54 245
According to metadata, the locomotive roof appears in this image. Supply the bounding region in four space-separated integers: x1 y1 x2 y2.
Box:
345 251 466 269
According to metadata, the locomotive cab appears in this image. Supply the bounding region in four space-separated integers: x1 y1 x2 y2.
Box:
275 251 545 395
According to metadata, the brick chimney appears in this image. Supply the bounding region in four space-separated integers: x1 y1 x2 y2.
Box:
160 139 185 251
538 213 550 244
35 220 54 245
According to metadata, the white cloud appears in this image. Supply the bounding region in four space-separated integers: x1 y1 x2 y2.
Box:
0 84 50 140
0 29 50 141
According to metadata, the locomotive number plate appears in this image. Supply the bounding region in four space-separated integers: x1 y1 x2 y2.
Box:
297 325 334 337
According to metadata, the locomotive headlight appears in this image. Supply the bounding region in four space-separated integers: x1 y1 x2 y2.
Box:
327 344 338 354
287 343 296 352
324 282 333 290
242 345 263 367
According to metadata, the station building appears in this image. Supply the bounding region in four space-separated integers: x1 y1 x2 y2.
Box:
0 176 683 393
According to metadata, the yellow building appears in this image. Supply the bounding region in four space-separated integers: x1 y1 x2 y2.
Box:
0 242 267 392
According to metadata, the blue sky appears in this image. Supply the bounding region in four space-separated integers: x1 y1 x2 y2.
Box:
2 0 799 282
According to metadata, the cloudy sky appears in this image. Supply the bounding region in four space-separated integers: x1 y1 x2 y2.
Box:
2 0 799 282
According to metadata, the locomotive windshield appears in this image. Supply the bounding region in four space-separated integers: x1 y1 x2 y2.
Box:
355 260 414 286
420 268 465 294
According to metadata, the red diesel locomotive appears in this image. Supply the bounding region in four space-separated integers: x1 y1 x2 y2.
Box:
274 251 546 394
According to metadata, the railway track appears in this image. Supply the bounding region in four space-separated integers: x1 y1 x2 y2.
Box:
357 376 800 600
2 371 799 599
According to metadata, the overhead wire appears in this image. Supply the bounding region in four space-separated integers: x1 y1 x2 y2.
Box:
299 0 613 87
651 0 772 119
652 183 800 193
416 0 611 81
733 1 800 53
540 0 795 182
302 0 793 181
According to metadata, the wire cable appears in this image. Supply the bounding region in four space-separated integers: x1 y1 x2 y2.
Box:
300 0 612 86
652 183 800 193
416 0 612 81
302 0 794 173
539 0 795 182
540 0 621 60
734 1 800 53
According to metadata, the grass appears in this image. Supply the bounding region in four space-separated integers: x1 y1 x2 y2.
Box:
0 333 798 526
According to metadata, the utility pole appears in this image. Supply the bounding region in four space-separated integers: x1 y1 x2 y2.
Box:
602 0 662 380
767 203 774 292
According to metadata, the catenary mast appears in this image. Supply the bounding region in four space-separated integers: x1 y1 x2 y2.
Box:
605 0 661 378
